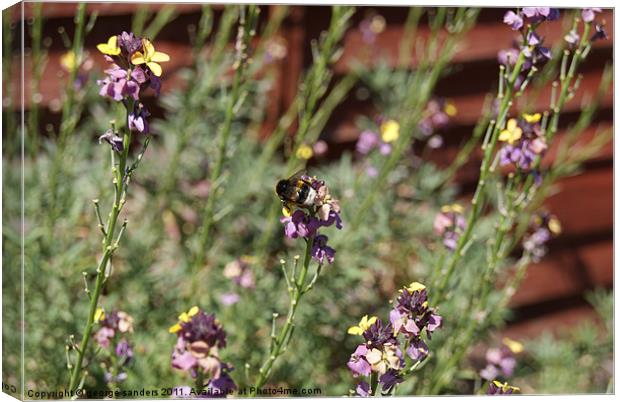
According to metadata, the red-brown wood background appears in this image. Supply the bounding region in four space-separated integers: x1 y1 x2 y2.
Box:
4 3 614 341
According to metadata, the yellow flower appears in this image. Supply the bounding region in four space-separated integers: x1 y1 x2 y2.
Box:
523 112 541 124
169 323 182 333
60 51 77 71
502 337 524 354
406 281 426 293
347 315 378 335
444 102 457 117
296 144 313 160
441 204 463 214
499 119 522 145
131 39 170 77
492 380 520 393
178 305 200 323
548 216 562 235
96 35 121 56
94 307 105 322
380 120 400 143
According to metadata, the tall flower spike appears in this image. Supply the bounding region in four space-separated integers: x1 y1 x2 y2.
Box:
131 39 170 77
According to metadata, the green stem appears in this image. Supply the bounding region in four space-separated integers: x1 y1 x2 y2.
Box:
432 51 525 304
68 96 137 392
251 236 315 395
191 5 257 288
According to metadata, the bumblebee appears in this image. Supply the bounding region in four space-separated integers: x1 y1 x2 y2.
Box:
275 171 317 211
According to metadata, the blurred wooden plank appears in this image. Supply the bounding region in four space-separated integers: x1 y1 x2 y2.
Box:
327 65 613 144
503 302 600 339
509 241 612 308
544 167 612 238
20 3 204 20
334 9 613 73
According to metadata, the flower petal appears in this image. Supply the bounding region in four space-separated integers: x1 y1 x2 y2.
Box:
131 52 146 65
151 51 170 62
147 61 162 77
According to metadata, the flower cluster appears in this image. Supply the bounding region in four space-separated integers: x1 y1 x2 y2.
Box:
169 307 236 396
500 8 559 82
487 380 521 395
419 98 457 149
347 282 442 396
96 31 169 148
220 256 256 306
503 8 559 32
498 113 547 171
433 204 466 251
355 118 400 177
480 338 523 381
358 12 386 45
564 9 608 47
279 174 342 264
93 309 135 384
522 212 562 262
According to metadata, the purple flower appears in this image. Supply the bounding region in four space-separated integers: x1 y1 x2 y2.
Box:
94 326 115 348
355 381 370 397
503 11 523 30
219 292 240 306
97 64 143 102
348 344 372 377
522 212 561 261
281 210 320 239
433 205 466 251
564 30 580 46
379 369 403 393
362 319 398 349
118 31 142 56
207 369 237 397
356 130 380 155
98 130 124 153
498 48 519 67
522 7 559 22
115 339 134 364
128 102 149 134
480 348 516 381
311 234 335 264
406 338 429 361
581 8 601 23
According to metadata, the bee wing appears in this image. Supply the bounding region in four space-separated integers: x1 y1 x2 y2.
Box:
287 169 307 182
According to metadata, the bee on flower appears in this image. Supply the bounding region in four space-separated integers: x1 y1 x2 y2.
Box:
277 172 342 264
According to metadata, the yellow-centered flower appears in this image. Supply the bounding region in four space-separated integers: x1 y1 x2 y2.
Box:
347 315 378 335
380 120 400 143
444 102 458 117
523 112 541 123
502 337 524 354
60 51 77 71
499 119 522 144
548 216 562 235
97 35 121 56
296 144 313 160
131 39 170 77
94 307 105 322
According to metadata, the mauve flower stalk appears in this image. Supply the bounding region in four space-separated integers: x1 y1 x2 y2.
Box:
68 31 167 393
